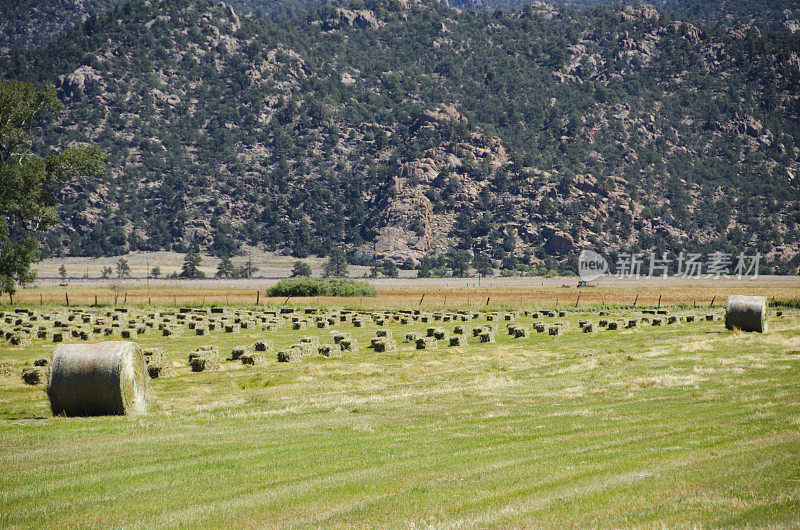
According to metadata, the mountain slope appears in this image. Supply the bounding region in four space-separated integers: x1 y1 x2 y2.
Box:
3 0 798 51
3 0 800 271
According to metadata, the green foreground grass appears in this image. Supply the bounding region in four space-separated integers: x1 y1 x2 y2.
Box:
1 306 800 527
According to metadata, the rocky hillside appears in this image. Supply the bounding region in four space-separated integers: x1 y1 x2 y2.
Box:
3 0 800 272
4 0 798 50
411 0 800 32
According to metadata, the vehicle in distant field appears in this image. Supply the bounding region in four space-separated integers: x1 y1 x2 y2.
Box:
577 281 597 288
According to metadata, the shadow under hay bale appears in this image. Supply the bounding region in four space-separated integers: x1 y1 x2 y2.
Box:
725 295 767 333
48 341 148 416
22 367 45 385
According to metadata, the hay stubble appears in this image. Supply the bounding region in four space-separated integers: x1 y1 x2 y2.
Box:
0 301 799 527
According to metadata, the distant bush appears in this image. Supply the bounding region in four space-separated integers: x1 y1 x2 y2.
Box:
267 278 376 297
769 299 800 309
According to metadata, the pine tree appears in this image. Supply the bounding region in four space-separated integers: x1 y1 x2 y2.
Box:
291 260 312 277
380 259 399 278
116 258 130 278
472 252 494 276
448 249 472 277
180 243 204 278
216 256 234 278
323 248 348 278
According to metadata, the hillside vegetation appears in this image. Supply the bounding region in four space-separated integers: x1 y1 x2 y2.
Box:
2 0 800 273
3 0 798 49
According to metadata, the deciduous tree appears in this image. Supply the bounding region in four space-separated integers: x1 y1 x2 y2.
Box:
0 80 105 300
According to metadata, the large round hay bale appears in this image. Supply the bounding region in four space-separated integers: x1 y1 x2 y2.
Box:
725 295 767 333
47 341 148 416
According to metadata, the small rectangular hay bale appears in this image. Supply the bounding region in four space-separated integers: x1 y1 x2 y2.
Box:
318 344 342 358
449 336 467 347
251 340 274 352
372 339 397 353
277 349 301 363
339 338 358 352
240 352 264 365
188 346 220 372
478 332 495 343
416 337 437 349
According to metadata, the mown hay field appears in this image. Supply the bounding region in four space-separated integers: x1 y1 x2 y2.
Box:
1 298 800 527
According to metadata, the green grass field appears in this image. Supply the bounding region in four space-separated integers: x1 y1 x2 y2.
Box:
1 304 800 527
